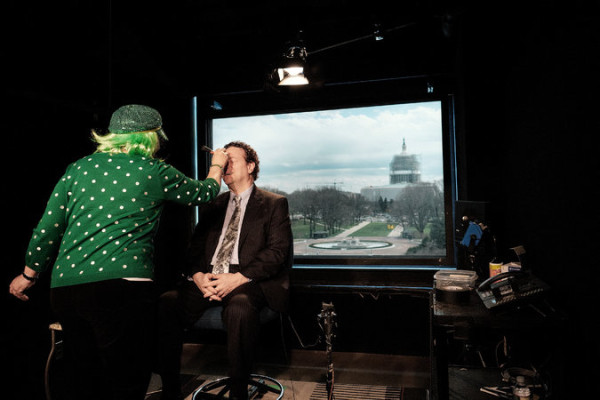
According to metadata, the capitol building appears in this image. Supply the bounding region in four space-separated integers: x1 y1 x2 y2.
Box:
360 139 422 201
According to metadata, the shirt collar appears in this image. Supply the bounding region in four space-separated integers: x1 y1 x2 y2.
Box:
229 184 254 204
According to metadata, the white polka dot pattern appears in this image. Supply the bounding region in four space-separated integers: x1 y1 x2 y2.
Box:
25 152 220 288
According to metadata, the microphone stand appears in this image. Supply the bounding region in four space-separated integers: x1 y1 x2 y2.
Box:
318 302 337 400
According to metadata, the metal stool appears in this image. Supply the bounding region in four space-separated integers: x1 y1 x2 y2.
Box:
45 322 63 400
188 306 286 400
192 374 284 399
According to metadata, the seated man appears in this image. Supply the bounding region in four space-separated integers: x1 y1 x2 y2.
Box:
157 141 293 400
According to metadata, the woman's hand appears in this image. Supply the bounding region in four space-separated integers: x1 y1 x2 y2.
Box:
9 273 36 301
210 147 229 170
206 147 229 184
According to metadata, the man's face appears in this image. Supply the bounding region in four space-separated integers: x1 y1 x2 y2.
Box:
223 146 254 188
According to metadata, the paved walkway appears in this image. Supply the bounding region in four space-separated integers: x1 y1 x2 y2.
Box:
387 224 404 237
333 220 404 238
333 221 370 238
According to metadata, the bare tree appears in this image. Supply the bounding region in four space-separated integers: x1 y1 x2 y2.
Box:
392 183 444 234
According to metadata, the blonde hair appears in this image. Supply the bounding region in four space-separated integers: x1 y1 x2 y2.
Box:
91 129 160 158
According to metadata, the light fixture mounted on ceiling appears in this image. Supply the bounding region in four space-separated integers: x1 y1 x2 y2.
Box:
273 21 418 87
277 44 309 86
373 24 384 41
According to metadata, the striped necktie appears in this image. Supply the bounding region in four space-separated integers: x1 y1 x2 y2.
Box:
213 196 241 274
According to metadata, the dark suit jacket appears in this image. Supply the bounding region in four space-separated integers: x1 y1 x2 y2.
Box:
186 186 293 313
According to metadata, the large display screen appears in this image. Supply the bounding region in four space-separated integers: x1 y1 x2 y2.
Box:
207 98 455 268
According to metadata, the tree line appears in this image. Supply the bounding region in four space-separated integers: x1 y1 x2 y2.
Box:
265 183 446 251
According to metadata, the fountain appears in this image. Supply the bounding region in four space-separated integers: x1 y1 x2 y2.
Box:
309 237 392 250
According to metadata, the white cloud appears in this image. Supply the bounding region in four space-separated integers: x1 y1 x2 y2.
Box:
214 101 445 194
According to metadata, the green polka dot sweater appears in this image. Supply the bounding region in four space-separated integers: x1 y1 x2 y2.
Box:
26 152 220 288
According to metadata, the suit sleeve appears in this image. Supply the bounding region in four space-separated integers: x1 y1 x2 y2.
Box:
241 196 293 281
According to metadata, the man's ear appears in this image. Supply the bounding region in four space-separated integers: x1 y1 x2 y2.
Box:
247 162 255 174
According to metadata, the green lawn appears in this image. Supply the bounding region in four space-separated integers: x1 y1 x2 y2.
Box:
291 220 312 239
351 222 393 237
292 220 399 239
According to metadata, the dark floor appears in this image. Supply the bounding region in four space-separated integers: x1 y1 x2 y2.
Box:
40 324 513 399
145 344 523 400
446 367 509 400
146 343 431 399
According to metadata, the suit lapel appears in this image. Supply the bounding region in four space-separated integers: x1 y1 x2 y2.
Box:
238 187 262 249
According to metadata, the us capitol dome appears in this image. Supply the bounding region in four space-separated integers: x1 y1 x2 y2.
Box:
360 139 422 202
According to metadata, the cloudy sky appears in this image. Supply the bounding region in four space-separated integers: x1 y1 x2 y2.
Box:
213 101 444 194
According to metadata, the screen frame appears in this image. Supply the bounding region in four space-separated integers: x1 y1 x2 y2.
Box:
194 76 459 277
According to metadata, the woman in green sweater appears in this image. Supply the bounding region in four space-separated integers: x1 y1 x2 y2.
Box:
9 104 228 400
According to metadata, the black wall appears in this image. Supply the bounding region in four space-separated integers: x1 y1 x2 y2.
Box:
3 2 598 399
456 5 598 397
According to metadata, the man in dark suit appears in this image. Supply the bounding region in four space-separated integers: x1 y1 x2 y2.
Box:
156 141 293 400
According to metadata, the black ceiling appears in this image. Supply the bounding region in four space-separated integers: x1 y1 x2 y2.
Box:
6 0 467 110
118 0 466 92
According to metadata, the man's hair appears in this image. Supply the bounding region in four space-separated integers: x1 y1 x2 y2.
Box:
225 141 260 181
91 129 161 158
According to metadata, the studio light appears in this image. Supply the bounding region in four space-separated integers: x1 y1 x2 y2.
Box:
272 21 418 88
277 45 309 86
373 23 384 41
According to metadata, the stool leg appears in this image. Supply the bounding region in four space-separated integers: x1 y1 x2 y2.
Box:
45 329 57 400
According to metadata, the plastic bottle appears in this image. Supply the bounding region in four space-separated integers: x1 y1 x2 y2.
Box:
512 375 531 400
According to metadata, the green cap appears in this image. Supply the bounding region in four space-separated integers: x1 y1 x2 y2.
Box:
108 104 167 140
